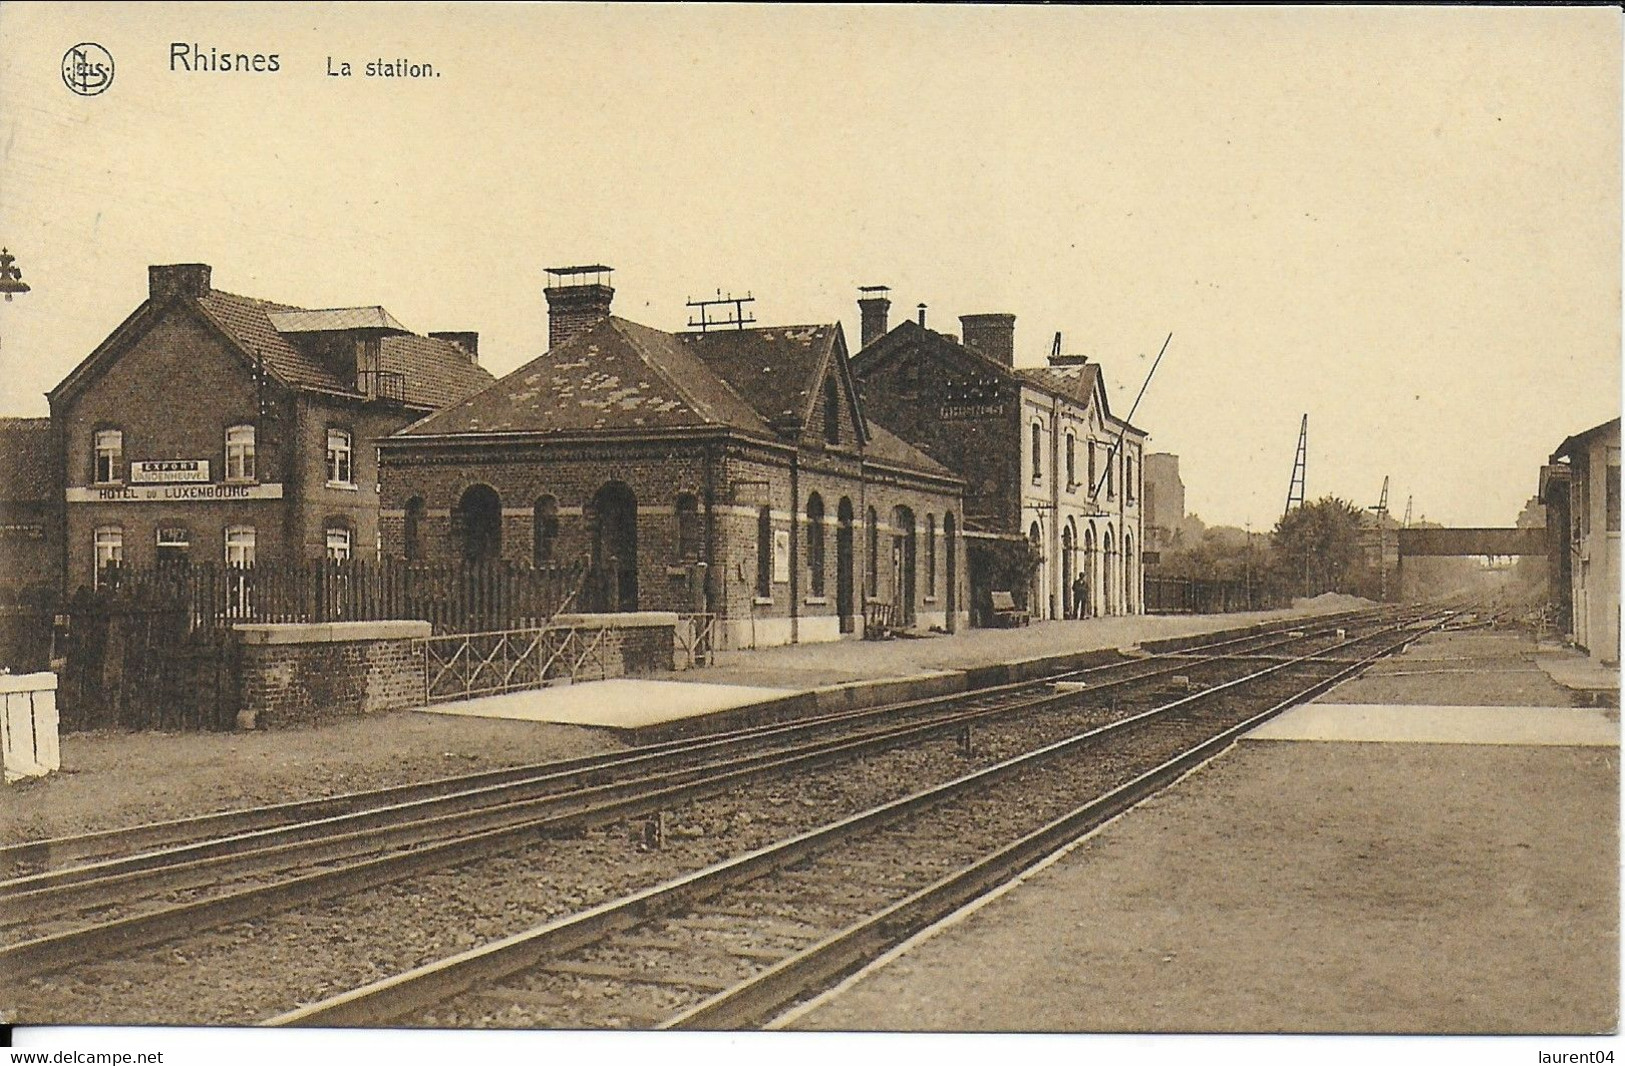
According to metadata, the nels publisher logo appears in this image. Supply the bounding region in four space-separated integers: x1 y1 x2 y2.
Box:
62 42 114 96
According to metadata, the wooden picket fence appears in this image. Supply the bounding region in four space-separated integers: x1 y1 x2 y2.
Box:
92 556 590 636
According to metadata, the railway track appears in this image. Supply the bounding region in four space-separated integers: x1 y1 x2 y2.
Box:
0 612 1400 931
265 607 1455 1029
1 606 1444 1023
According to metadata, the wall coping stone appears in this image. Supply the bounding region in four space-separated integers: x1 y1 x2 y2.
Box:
551 612 681 630
233 620 432 646
0 672 58 694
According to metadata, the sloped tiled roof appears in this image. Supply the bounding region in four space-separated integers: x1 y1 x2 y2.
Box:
0 417 55 501
680 325 839 427
1015 363 1104 414
195 290 491 408
195 290 348 393
266 307 408 334
862 417 956 479
399 317 773 437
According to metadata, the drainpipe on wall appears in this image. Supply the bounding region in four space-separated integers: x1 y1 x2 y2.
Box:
789 450 800 645
1050 392 1061 621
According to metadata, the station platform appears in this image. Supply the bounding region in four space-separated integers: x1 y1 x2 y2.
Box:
783 628 1620 1034
417 602 1360 734
419 678 798 730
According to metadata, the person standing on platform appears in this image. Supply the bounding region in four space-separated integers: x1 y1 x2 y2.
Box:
1072 573 1089 620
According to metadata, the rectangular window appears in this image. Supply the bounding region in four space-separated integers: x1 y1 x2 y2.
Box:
326 526 352 561
226 525 257 567
155 527 191 566
1608 465 1620 533
94 429 123 484
225 526 256 615
226 425 257 481
93 526 123 588
1066 435 1076 487
1031 423 1043 484
1088 442 1098 498
1107 452 1117 499
326 428 353 486
926 514 937 597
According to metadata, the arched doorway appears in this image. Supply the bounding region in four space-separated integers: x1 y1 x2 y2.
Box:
1123 530 1136 614
836 497 855 633
455 484 502 564
1028 520 1043 617
1102 526 1116 616
1061 521 1076 619
944 512 957 632
891 505 917 625
589 481 637 611
1083 523 1097 619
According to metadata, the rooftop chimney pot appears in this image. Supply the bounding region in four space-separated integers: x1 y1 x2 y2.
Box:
544 264 615 349
917 303 927 327
960 313 1017 367
430 331 480 363
148 263 212 301
857 285 891 348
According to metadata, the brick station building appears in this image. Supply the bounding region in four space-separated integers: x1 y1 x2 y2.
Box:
378 267 968 649
849 290 1146 624
47 263 492 589
0 417 62 594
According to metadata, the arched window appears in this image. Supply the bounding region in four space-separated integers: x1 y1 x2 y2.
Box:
1031 422 1043 483
533 495 559 565
455 484 502 563
675 493 701 562
94 429 123 484
866 506 879 597
225 424 256 482
823 378 840 445
756 506 773 599
404 497 427 561
806 493 826 596
925 514 937 597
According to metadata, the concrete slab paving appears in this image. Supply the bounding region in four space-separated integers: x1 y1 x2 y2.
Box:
1248 703 1620 746
418 678 798 729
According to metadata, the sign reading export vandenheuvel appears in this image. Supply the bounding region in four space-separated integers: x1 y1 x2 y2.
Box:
66 483 285 502
130 459 210 483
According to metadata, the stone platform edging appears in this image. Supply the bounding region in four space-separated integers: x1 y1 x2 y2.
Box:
626 616 1295 744
234 620 432 646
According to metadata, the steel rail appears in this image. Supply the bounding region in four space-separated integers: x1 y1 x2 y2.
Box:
5 605 1391 875
0 613 1412 971
3 608 1401 902
264 611 1449 1028
667 618 1450 1030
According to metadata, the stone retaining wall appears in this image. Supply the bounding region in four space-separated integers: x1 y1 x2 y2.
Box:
235 621 430 729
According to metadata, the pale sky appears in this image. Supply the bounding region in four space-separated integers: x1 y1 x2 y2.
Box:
1 3 1618 530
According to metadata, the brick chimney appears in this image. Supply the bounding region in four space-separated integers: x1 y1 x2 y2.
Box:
430 331 479 363
857 285 891 347
544 265 614 350
960 313 1016 367
148 263 212 300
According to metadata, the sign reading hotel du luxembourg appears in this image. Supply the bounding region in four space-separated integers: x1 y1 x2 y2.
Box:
66 481 285 503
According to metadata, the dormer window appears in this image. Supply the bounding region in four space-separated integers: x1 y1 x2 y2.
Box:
326 428 353 487
225 424 256 482
94 429 123 484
